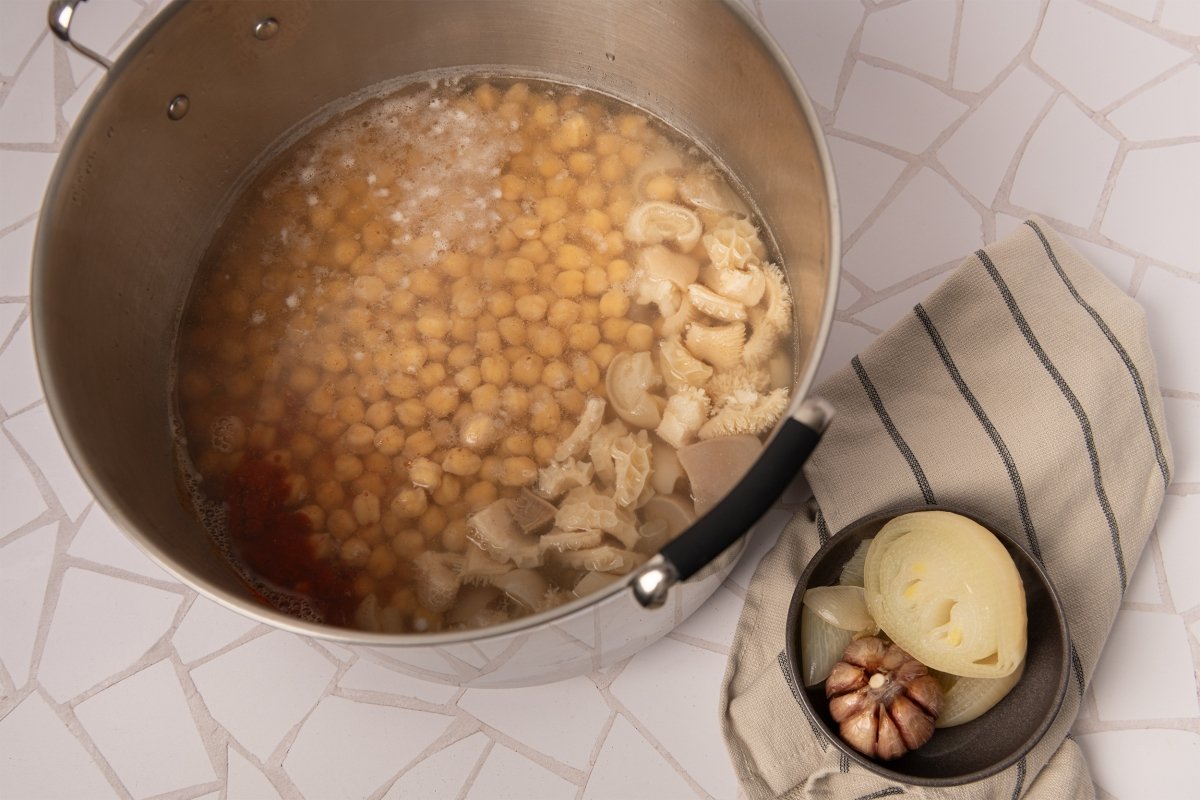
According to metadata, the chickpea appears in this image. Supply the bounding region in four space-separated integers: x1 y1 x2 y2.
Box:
391 487 428 518
450 316 476 343
290 431 319 462
288 365 320 394
454 365 482 394
514 294 548 322
592 342 617 369
310 205 335 230
529 326 565 359
598 289 630 318
535 196 568 224
583 266 608 297
459 412 499 451
480 355 510 386
329 509 357 539
352 491 382 525
416 310 452 339
546 298 580 329
567 322 602 351
553 270 585 298
390 290 416 315
441 518 470 553
595 132 622 157
418 506 448 539
395 343 428 374
248 423 277 451
418 363 447 389
511 353 545 386
333 239 362 268
353 275 385 304
298 504 326 531
403 430 437 458
408 457 443 490
335 395 365 425
644 173 676 201
432 474 462 505
501 431 534 457
463 480 499 510
541 360 572 390
442 252 471 278
572 355 602 391
361 221 389 252
427 385 460 418
510 215 541 240
626 322 654 351
497 316 526 346
529 398 562 434
470 384 502 415
544 174 578 200
447 344 476 370
343 422 375 454
281 473 308 506
409 269 441 298
542 221 568 250
386 374 419 400
518 239 550 265
396 399 424 428
598 154 626 183
442 447 483 477
602 317 632 343
367 545 397 579
476 329 502 355
340 537 371 567
533 436 557 463
577 181 606 209
363 400 394 430
499 173 524 200
556 243 590 272
499 456 538 487
568 151 596 176
391 529 424 559
619 141 646 169
333 453 364 482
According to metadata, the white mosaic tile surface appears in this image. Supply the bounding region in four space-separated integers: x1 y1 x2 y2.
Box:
1 0 1197 797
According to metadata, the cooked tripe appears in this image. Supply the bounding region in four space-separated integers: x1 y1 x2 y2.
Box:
175 77 796 633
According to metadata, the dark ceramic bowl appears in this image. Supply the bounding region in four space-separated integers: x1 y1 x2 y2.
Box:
784 505 1070 786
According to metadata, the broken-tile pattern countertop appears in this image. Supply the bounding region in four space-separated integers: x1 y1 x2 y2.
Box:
1 0 1197 797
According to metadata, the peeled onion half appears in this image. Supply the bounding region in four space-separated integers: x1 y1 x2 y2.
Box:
864 511 1027 679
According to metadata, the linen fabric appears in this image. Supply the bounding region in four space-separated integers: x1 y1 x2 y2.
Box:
721 219 1172 799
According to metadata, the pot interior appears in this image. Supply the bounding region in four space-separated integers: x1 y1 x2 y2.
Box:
34 0 836 641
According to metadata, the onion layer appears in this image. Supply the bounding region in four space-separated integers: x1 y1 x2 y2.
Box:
933 659 1026 727
864 511 1027 679
799 604 854 686
802 586 878 633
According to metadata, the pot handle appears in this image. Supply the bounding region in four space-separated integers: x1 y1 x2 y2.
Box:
631 396 832 609
49 0 114 70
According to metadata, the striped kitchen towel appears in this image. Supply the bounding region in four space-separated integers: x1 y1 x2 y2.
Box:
720 218 1172 800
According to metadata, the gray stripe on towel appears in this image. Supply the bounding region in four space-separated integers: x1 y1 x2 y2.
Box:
853 355 936 506
1025 219 1171 490
976 248 1127 594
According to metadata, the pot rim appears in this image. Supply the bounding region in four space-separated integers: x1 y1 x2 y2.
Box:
32 0 841 647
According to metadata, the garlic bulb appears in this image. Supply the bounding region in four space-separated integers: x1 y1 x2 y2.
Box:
826 637 943 760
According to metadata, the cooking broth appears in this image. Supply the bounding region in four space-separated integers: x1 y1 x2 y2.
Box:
174 76 795 633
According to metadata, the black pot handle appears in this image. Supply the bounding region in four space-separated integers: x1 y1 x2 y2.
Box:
632 396 832 608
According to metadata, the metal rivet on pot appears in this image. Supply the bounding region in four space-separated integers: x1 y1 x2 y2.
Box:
167 95 190 121
253 18 280 40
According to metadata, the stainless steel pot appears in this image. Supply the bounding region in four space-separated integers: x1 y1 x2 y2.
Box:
35 0 840 686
